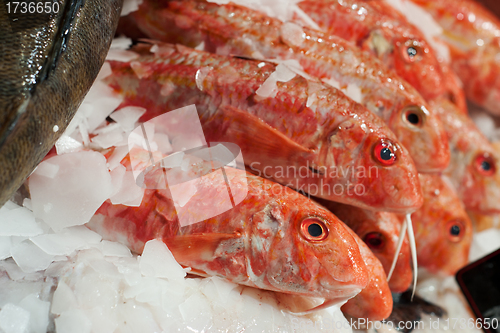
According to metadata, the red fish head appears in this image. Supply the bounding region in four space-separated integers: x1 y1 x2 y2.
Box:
413 174 473 275
265 205 369 301
434 98 500 214
388 102 450 172
350 133 423 213
318 200 412 293
354 212 412 293
341 228 393 321
392 36 445 101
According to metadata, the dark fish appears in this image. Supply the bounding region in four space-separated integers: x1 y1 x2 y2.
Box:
0 0 123 207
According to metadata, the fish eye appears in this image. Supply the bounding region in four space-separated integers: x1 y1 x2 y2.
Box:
475 153 496 176
401 40 422 63
300 218 329 242
446 220 465 242
373 140 397 166
363 232 385 250
402 105 426 128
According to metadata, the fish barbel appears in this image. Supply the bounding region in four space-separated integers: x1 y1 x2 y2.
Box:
88 148 370 308
408 0 500 115
317 199 412 293
433 97 500 214
104 43 423 212
408 174 472 275
296 0 447 104
0 0 123 207
127 0 450 172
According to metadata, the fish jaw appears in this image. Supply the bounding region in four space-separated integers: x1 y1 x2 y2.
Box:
341 228 393 321
387 103 450 172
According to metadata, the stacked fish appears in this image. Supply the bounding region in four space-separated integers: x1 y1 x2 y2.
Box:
3 0 500 327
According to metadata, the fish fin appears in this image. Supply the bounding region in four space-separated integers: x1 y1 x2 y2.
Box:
283 296 351 316
405 213 418 300
386 219 408 281
214 104 314 164
164 232 241 263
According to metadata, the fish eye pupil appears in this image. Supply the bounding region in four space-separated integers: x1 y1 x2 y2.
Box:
407 47 417 58
481 160 491 171
406 112 420 125
380 147 393 161
450 225 461 236
364 232 384 249
308 223 323 237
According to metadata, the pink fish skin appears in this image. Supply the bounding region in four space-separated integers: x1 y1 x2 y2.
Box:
126 0 450 172
318 199 412 293
104 44 423 213
432 97 500 214
89 151 369 304
341 227 393 321
296 0 446 104
406 174 472 275
409 0 500 116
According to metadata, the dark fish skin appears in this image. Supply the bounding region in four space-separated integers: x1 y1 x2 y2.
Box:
0 0 123 207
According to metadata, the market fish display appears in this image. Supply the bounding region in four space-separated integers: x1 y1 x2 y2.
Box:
128 0 450 172
0 0 123 208
408 0 500 115
89 149 370 310
318 200 412 293
409 174 473 275
105 44 423 212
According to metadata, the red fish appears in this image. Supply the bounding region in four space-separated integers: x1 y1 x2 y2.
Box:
408 0 500 115
408 174 473 275
88 148 370 310
341 227 393 321
318 200 412 293
127 0 450 172
433 97 500 214
296 0 447 104
104 43 423 212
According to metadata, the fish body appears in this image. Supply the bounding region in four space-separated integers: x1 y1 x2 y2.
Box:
408 0 500 115
89 150 369 304
433 98 500 214
296 0 446 104
105 44 423 212
128 0 450 172
318 200 412 293
408 173 472 275
0 0 123 207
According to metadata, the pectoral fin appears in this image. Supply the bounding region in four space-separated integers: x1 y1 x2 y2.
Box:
208 104 314 165
164 232 241 263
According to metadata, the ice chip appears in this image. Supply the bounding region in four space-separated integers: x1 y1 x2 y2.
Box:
110 170 145 207
55 309 91 333
19 294 50 333
29 151 113 231
110 106 146 132
0 208 43 237
51 281 78 315
11 240 55 273
139 240 186 281
0 303 30 333
160 151 184 169
55 135 84 155
0 236 12 260
99 240 132 257
33 162 59 179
